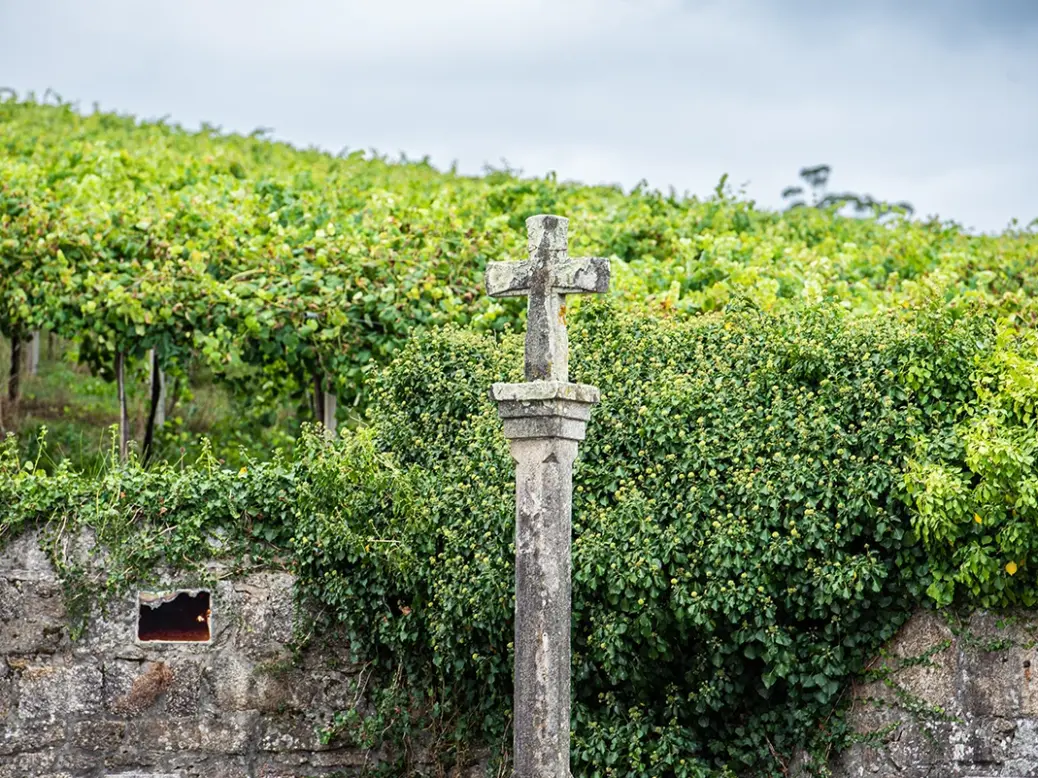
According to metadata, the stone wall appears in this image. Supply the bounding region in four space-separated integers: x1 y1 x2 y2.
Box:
0 531 383 778
9 524 1038 778
832 610 1038 778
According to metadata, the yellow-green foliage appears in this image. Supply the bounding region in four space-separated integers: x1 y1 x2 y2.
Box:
2 96 1037 412
904 325 1038 607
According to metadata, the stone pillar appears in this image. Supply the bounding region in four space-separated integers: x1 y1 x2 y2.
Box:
492 381 599 778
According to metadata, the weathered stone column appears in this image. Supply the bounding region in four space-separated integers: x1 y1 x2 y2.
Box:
493 382 598 778
486 215 609 778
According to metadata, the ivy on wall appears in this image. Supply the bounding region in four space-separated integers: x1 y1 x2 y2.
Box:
6 301 1038 776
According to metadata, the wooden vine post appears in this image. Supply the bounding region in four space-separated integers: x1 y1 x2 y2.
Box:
115 351 129 462
27 331 40 377
7 336 22 404
142 349 167 462
151 350 166 429
4 333 40 410
306 314 337 437
312 373 337 437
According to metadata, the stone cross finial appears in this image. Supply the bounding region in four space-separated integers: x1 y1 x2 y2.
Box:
485 215 610 382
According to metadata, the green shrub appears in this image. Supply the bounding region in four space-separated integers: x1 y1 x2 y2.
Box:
904 325 1038 607
301 300 990 775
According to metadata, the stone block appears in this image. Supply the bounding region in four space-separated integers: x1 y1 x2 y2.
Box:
125 712 259 754
0 531 57 579
258 715 330 753
309 748 376 767
69 659 105 713
259 752 309 767
248 669 311 714
71 718 129 752
1008 718 1038 762
313 669 366 712
185 764 250 778
256 764 359 778
100 742 166 770
0 719 65 756
883 721 951 776
961 647 1025 718
256 767 307 778
61 754 102 778
106 660 176 715
0 581 13 622
960 610 1038 716
887 611 954 659
843 686 902 737
206 651 319 713
104 658 144 712
875 611 958 716
165 661 203 716
966 610 1038 642
1021 650 1038 717
0 674 13 719
17 659 102 721
234 573 296 660
108 760 248 778
948 715 1016 766
0 744 102 778
78 591 140 654
1001 760 1038 778
841 612 961 777
209 652 253 711
0 577 68 654
0 749 58 778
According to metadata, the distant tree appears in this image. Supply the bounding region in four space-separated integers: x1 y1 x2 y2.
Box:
782 164 914 219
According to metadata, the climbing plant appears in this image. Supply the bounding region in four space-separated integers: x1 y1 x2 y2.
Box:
8 299 1035 775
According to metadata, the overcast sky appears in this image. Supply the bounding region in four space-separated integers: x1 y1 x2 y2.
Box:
1 0 1036 233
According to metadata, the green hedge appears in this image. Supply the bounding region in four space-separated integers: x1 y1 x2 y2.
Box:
349 300 987 775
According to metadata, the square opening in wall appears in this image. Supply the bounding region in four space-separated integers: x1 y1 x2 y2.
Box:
138 591 211 642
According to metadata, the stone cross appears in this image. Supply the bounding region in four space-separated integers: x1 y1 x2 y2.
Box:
486 214 609 778
486 215 609 383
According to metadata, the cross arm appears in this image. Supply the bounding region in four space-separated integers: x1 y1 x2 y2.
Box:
485 256 611 298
